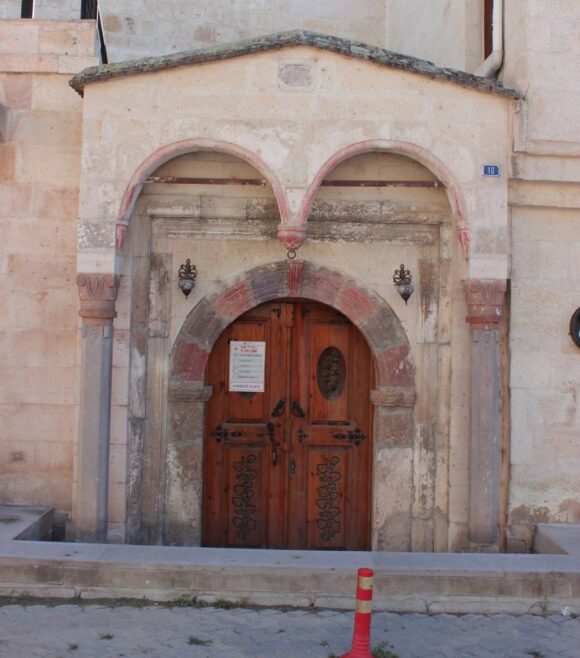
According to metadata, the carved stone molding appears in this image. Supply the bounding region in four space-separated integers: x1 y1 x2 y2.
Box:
465 279 507 330
277 223 307 250
168 380 213 402
287 259 304 296
77 273 120 325
370 386 416 408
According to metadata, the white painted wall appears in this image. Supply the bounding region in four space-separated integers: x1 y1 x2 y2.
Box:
503 0 580 549
0 0 82 20
0 0 22 19
33 0 81 20
99 0 388 63
386 0 484 72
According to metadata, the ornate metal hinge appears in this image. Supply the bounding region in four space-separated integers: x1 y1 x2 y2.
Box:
291 400 306 418
331 427 366 446
298 428 308 443
212 425 244 443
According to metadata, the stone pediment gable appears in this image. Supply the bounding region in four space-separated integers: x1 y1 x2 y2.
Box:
69 30 521 99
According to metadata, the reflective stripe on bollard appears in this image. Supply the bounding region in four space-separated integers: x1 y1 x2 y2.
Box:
342 567 374 658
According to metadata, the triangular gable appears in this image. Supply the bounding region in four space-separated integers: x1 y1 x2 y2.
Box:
70 30 521 99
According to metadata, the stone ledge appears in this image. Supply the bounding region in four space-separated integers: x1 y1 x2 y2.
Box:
534 524 580 557
69 30 523 99
2 506 580 614
0 504 53 541
371 386 416 407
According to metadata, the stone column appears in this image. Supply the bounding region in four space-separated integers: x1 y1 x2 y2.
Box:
164 381 213 546
74 273 120 542
466 279 507 547
370 386 416 551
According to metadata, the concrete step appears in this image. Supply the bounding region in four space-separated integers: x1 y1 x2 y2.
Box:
1 506 580 615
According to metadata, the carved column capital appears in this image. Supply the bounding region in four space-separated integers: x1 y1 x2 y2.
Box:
77 273 120 325
465 279 507 330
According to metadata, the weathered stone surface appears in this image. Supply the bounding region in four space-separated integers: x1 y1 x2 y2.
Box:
69 30 522 99
371 386 416 408
171 339 210 382
248 262 290 302
375 345 415 387
181 300 229 351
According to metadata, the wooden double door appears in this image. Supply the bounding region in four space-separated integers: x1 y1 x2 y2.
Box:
203 301 372 550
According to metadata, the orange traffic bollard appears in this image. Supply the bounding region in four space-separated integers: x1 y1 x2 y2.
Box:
342 567 374 658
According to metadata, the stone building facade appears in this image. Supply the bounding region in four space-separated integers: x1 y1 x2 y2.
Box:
0 0 578 553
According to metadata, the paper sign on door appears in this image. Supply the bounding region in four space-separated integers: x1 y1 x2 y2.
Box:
229 341 266 392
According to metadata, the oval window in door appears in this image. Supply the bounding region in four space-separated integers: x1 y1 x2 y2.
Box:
317 346 346 400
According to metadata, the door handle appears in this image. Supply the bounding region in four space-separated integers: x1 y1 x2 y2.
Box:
258 422 279 466
291 400 306 418
289 457 296 475
271 399 286 417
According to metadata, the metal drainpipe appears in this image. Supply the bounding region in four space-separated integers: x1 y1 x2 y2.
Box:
476 0 504 77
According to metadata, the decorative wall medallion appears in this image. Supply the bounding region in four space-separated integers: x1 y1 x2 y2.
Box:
232 455 258 540
317 347 346 400
316 456 342 542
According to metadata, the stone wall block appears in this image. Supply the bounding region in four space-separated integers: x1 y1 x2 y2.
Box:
0 54 58 73
172 338 210 382
35 186 79 220
363 303 408 352
168 400 206 443
164 436 203 546
334 281 376 323
38 26 80 57
301 263 343 306
0 182 34 217
213 279 254 320
375 344 415 387
0 73 33 108
125 416 145 542
0 22 39 55
414 343 439 424
375 407 414 447
249 261 289 302
418 258 439 343
370 386 416 408
412 423 436 524
182 298 229 350
0 143 16 181
373 444 413 551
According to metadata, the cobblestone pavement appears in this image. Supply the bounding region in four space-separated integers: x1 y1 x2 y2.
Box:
0 602 579 658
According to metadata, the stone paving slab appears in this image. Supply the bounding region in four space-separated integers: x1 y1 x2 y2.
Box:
0 602 578 658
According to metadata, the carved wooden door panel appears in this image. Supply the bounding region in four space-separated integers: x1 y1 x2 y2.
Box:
287 302 372 550
203 302 289 548
203 301 372 549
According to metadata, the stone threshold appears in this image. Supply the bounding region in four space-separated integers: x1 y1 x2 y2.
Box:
1 505 579 615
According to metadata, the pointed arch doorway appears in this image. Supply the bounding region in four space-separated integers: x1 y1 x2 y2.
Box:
203 299 373 550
